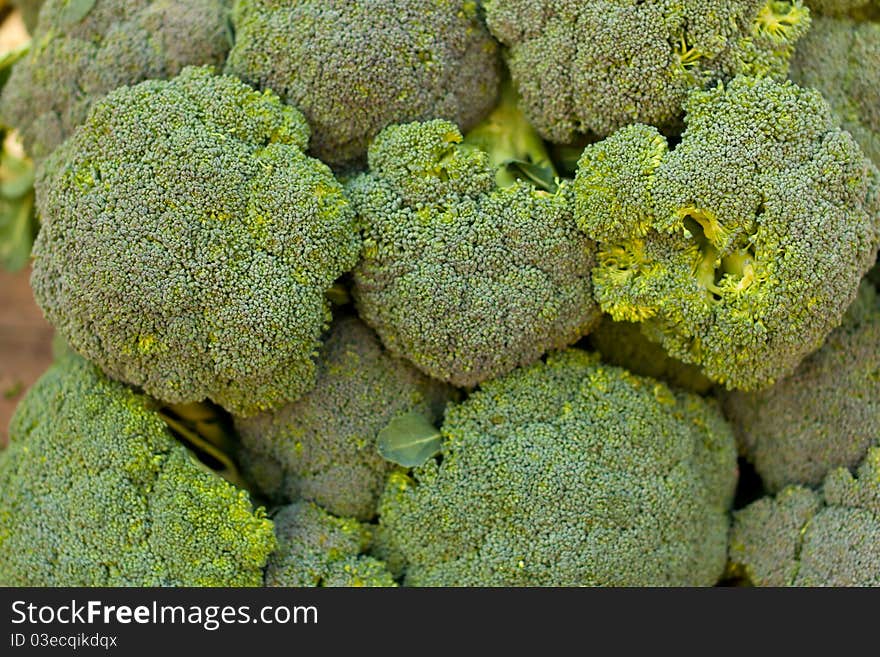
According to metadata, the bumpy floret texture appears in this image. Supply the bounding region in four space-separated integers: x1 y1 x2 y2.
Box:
724 282 880 492
32 67 361 416
574 76 880 390
483 0 810 142
791 17 880 165
0 354 276 586
225 0 500 167
0 0 231 164
235 315 453 521
349 119 601 388
378 349 738 586
729 447 880 586
265 502 396 587
588 317 714 394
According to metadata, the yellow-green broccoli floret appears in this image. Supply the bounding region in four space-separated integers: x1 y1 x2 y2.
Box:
729 447 880 586
378 349 738 586
574 76 880 390
723 281 880 492
0 0 231 164
348 91 601 388
265 501 396 587
588 316 714 394
235 315 454 521
225 0 501 167
32 66 361 417
0 354 276 586
791 16 880 166
484 0 810 142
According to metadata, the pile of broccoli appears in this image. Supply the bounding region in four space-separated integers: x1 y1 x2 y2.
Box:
0 0 878 588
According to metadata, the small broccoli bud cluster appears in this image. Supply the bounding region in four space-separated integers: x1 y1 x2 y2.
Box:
235 314 454 521
0 354 276 586
32 67 362 416
729 447 880 586
378 349 738 586
265 501 396 587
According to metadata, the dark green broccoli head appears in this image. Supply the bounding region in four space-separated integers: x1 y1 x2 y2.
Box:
348 110 601 388
32 67 361 417
729 447 880 586
225 0 500 167
0 354 276 586
791 17 880 166
588 316 714 394
723 281 880 492
235 315 453 521
265 502 396 587
574 76 880 390
804 0 880 18
378 349 738 586
483 0 810 142
0 0 231 164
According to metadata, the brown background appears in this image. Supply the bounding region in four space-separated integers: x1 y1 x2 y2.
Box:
0 10 52 446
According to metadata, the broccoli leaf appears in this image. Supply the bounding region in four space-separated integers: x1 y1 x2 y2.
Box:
377 411 443 467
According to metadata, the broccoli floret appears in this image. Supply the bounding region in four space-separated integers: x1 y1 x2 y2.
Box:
0 354 276 586
574 76 880 390
729 447 880 586
804 0 880 18
348 94 601 388
32 66 361 417
0 0 231 164
791 17 880 166
225 0 500 167
265 502 396 587
378 349 737 586
588 316 714 394
483 0 810 143
235 315 454 521
723 281 880 492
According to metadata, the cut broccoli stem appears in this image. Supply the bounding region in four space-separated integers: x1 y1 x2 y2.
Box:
463 81 558 192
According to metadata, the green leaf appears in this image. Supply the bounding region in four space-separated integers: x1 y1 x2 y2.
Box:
377 411 443 468
60 0 97 25
504 159 558 193
0 190 35 272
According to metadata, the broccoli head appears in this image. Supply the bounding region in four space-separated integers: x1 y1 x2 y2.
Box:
0 354 276 586
265 502 396 587
483 0 810 143
225 0 500 167
235 315 454 521
0 0 231 164
574 76 880 390
378 349 738 586
348 92 601 388
728 447 880 586
723 281 880 492
791 17 880 166
588 316 714 394
32 66 361 416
